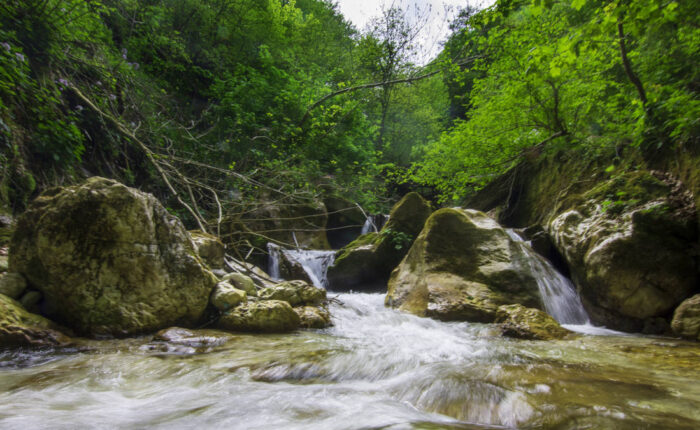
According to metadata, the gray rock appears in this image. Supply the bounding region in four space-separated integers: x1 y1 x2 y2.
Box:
210 281 247 311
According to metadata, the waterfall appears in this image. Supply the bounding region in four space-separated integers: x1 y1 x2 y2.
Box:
282 249 335 288
506 229 589 325
267 242 335 288
360 217 375 235
361 214 389 235
267 243 282 280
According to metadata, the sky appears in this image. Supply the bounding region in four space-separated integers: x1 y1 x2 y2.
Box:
334 0 495 63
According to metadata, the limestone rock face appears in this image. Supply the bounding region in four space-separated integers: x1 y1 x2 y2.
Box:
189 230 226 270
496 304 572 340
671 295 700 341
0 294 71 347
386 208 542 322
328 192 432 291
217 300 300 333
9 177 217 337
549 172 697 330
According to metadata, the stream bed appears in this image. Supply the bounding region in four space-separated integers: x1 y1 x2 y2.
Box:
1 293 699 429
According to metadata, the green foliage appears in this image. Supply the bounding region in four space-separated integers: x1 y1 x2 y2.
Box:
411 0 699 203
380 228 414 251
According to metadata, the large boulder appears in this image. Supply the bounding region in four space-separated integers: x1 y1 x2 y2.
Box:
386 209 542 322
496 304 572 340
0 294 71 347
549 171 697 331
9 177 218 337
671 295 700 341
217 300 300 333
328 192 432 291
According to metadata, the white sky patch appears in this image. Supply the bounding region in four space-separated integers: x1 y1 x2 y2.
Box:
334 0 496 64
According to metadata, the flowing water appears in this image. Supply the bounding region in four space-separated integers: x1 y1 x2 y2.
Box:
1 293 700 429
267 243 335 288
505 230 589 325
2 241 700 428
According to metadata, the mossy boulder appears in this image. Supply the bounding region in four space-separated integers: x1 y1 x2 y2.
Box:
0 294 71 347
0 272 26 299
328 192 432 291
386 209 542 322
189 230 226 270
210 281 247 311
258 280 326 306
216 300 300 333
549 171 697 331
496 304 572 340
9 177 218 337
671 295 700 341
222 272 258 296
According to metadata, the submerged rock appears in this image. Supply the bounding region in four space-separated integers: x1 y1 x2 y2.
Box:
217 300 300 333
154 327 230 348
9 177 218 337
549 171 697 331
189 230 226 270
0 294 71 347
386 209 542 322
328 192 432 291
671 295 700 341
497 304 572 340
0 272 26 299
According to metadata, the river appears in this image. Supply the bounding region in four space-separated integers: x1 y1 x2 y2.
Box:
1 292 700 429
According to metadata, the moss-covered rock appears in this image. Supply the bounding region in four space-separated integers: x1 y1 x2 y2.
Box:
496 304 572 340
328 192 432 291
0 294 71 347
189 230 226 270
258 280 326 306
0 272 26 299
671 295 700 341
210 281 247 311
9 177 217 337
217 300 300 333
222 272 258 296
549 172 697 331
294 305 332 329
386 209 542 322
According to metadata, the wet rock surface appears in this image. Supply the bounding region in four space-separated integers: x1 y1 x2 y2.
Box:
328 192 432 291
386 208 542 322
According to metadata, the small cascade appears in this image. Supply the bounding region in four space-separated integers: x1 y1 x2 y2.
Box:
361 214 389 235
267 243 282 280
506 229 589 325
283 249 335 288
267 242 335 288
